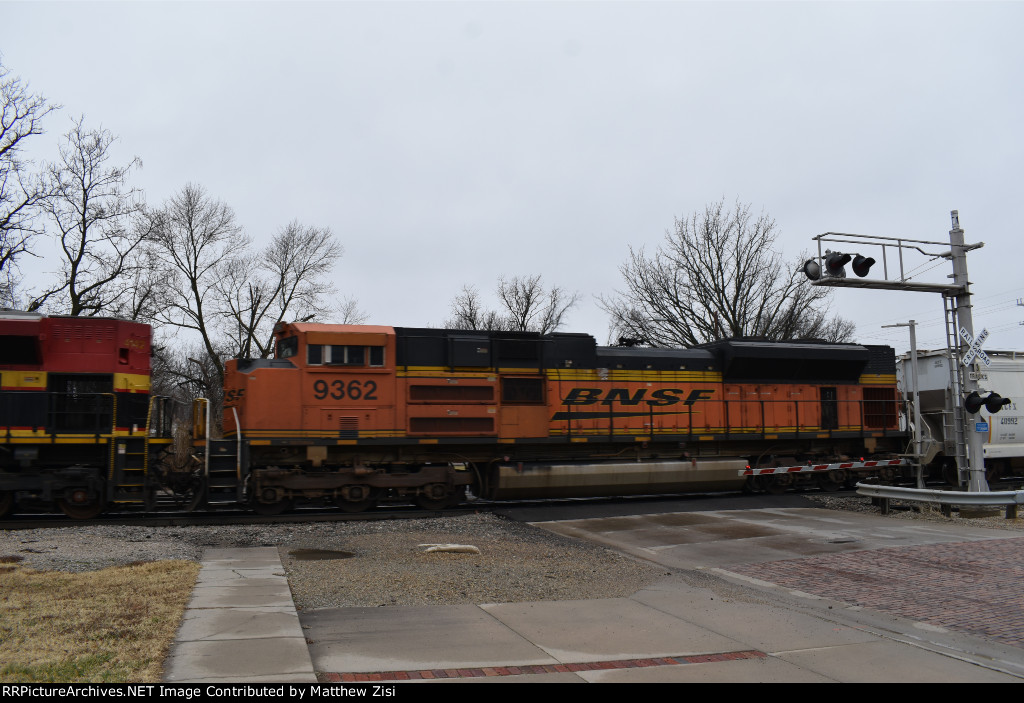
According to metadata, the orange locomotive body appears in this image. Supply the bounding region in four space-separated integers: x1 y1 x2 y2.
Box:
219 323 904 513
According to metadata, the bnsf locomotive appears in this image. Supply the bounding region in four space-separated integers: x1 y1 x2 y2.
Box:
0 314 907 518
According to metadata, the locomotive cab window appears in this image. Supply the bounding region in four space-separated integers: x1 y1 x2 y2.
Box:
331 345 364 365
307 344 385 367
276 336 298 359
0 335 42 365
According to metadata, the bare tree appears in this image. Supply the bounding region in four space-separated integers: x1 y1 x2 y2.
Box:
601 199 854 347
497 275 579 334
445 275 579 333
150 340 227 440
445 285 509 331
150 183 244 387
0 61 58 305
218 221 345 358
151 185 357 393
337 296 368 325
29 117 150 317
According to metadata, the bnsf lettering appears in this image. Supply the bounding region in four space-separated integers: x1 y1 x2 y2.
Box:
648 389 684 405
683 389 714 405
563 388 603 405
603 388 648 405
562 388 714 406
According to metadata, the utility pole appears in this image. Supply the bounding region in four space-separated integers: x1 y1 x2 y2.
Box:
949 212 989 492
884 320 923 488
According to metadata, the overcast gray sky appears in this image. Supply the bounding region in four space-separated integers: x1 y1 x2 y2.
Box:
3 0 1022 353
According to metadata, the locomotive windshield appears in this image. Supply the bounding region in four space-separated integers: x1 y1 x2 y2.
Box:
276 336 298 358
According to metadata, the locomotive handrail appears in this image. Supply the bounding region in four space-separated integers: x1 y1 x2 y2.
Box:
148 395 177 439
204 397 210 480
190 397 211 480
105 392 117 480
553 395 902 439
231 406 242 483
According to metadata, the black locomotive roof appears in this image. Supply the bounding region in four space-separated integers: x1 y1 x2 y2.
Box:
595 346 718 371
394 327 598 369
393 327 893 381
700 339 876 382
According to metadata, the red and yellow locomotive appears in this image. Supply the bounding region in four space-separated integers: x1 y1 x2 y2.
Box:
0 312 171 518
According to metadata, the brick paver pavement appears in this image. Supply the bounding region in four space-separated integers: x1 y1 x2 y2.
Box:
319 650 768 682
730 536 1024 647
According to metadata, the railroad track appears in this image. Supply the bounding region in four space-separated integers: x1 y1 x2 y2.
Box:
4 479 1022 530
0 503 481 530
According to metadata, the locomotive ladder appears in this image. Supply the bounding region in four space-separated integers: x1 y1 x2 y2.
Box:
109 396 161 508
942 295 970 483
193 399 246 506
205 439 245 505
109 436 149 506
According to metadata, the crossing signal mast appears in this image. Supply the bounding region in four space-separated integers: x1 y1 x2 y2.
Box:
803 211 1002 493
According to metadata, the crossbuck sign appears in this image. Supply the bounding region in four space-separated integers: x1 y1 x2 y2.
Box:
959 326 991 367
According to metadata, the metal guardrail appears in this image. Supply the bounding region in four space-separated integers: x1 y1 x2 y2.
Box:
855 482 1024 519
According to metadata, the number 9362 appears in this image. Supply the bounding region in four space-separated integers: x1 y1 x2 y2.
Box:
312 379 378 401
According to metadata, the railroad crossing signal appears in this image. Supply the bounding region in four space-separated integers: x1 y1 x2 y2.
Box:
802 250 875 281
959 326 991 367
959 326 1010 415
851 254 876 277
806 212 994 493
964 390 1011 414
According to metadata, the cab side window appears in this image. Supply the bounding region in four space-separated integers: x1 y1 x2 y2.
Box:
306 344 385 367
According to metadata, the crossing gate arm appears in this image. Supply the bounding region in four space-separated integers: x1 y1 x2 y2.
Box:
740 458 909 476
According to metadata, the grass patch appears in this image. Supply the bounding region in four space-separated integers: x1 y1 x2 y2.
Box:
0 560 200 683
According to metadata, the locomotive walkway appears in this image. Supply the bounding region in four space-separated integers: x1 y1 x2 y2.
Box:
163 500 1024 683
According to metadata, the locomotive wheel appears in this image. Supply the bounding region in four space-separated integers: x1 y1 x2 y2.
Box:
815 474 842 492
765 474 793 495
744 476 768 494
414 483 456 510
816 469 847 492
57 488 105 520
336 486 381 513
0 490 14 518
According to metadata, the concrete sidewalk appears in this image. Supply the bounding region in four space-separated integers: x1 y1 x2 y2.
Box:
163 547 317 683
300 574 1024 683
163 514 1024 683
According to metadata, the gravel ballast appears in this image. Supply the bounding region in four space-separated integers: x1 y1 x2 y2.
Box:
3 497 1021 609
0 513 669 608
